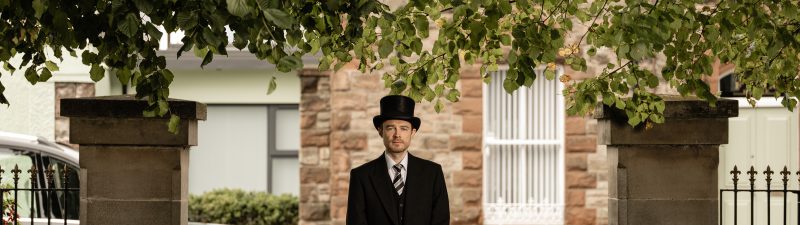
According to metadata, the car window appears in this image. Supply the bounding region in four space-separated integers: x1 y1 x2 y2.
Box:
41 156 79 220
0 147 36 219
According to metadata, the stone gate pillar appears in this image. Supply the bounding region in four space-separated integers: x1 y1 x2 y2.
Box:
61 95 206 225
596 97 737 225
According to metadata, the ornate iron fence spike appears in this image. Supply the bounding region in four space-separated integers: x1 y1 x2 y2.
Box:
27 165 37 185
11 164 21 183
731 166 741 185
764 166 774 184
780 166 790 186
63 164 70 184
747 166 757 185
45 167 55 184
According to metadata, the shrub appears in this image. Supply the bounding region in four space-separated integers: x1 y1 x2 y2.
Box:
189 189 298 225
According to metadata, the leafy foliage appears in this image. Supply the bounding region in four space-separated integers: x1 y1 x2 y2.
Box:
189 189 298 225
0 0 799 128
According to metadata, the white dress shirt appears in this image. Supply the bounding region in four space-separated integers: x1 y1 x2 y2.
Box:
385 151 408 184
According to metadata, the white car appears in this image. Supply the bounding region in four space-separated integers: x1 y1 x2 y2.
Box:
0 131 79 222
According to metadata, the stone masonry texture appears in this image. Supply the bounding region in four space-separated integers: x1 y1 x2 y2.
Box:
55 82 95 149
566 115 605 225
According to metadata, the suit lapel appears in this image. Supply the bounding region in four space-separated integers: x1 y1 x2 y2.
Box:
368 155 400 225
403 153 423 222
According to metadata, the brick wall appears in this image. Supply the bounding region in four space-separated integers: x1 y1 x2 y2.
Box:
298 63 484 225
564 115 605 225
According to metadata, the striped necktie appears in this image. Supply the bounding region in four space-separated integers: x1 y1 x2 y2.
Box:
392 164 405 195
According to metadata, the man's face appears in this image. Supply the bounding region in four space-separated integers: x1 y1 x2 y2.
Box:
379 119 417 154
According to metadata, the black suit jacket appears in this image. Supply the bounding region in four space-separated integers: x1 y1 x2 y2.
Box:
346 153 449 225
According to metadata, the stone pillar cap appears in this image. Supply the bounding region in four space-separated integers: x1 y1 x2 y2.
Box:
61 95 206 120
594 96 738 120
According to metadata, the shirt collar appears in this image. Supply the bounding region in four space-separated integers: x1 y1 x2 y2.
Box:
385 151 408 170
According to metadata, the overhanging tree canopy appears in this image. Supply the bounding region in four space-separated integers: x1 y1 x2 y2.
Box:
1 0 798 131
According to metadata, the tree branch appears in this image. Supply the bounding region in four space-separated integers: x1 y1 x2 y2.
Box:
576 0 609 47
647 0 659 14
542 0 567 23
607 61 633 77
407 53 447 76
439 0 517 13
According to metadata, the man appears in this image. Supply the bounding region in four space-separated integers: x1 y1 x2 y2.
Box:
346 95 450 225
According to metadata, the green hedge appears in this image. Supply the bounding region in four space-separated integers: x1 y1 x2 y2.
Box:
189 189 298 225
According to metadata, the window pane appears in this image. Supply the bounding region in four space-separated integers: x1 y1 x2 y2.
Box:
0 148 35 218
271 157 299 196
43 157 80 219
275 108 300 151
190 105 268 194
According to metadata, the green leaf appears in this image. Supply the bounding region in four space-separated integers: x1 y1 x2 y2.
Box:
118 13 140 38
503 78 519 94
90 64 105 82
498 0 512 14
434 99 443 113
399 18 416 37
232 33 248 50
267 76 277 95
615 98 626 109
176 12 198 29
435 84 444 96
162 69 174 84
646 76 659 88
545 69 555 80
145 23 163 42
411 38 423 53
39 68 52 82
500 35 511 46
630 42 647 60
655 101 665 113
132 0 154 14
3 62 16 74
143 108 157 117
193 46 209 59
263 8 294 29
277 56 302 72
32 0 46 18
157 100 169 116
507 51 517 64
116 69 132 85
602 92 615 105
44 61 59 71
202 28 221 46
587 47 596 56
627 113 642 126
446 89 460 102
201 51 213 68
168 114 181 134
414 15 429 38
0 89 7 105
227 0 253 17
378 39 393 58
24 67 38 85
255 0 269 10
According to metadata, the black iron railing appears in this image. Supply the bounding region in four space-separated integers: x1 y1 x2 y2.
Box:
720 165 799 225
0 164 78 225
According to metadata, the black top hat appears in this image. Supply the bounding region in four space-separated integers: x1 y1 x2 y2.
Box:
372 95 421 130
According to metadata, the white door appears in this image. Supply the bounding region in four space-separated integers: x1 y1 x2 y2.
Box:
720 98 799 225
